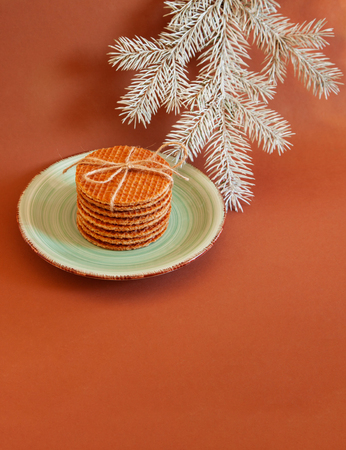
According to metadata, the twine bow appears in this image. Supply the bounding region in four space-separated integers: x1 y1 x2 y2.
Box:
63 142 189 211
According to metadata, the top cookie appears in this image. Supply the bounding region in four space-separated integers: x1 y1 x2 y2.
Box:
75 146 172 208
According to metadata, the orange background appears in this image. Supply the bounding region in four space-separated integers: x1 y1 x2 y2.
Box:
1 1 346 449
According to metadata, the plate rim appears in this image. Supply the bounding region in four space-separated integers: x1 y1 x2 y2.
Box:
17 152 226 280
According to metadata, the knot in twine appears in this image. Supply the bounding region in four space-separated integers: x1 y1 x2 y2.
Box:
63 142 189 211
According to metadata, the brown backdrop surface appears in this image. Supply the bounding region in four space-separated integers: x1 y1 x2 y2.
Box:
1 1 346 449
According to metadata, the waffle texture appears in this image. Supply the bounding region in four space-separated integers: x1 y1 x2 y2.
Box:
77 189 172 219
77 212 170 243
76 146 172 208
77 217 169 250
77 200 171 231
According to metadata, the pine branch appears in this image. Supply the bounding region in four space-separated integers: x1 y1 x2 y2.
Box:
118 64 167 126
162 59 190 113
165 0 214 22
205 106 254 212
244 5 343 96
247 0 280 15
286 19 334 49
229 96 293 154
110 0 343 210
290 47 342 98
160 0 225 64
110 0 222 124
166 105 217 160
108 36 166 71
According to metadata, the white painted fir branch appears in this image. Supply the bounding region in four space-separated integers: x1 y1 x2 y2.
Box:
109 0 342 211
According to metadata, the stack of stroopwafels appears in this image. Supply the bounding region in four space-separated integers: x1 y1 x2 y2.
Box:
64 143 187 251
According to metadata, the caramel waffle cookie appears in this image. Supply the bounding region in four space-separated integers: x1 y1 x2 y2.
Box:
77 200 171 231
77 213 169 239
77 221 168 251
77 214 169 246
78 186 170 212
76 146 172 209
77 189 172 219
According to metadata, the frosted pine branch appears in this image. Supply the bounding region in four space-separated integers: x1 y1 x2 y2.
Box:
290 47 342 97
230 97 293 154
244 6 343 95
109 0 342 210
205 108 254 212
109 37 166 71
167 106 217 159
286 19 334 49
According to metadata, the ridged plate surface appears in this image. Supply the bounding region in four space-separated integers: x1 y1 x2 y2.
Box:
17 152 226 279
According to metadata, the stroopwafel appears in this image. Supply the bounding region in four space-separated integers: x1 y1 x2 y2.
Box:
64 143 188 250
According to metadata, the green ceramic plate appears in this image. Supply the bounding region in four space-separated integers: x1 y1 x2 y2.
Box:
17 152 226 279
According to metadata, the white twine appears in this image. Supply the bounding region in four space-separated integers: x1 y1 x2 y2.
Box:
63 142 189 211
